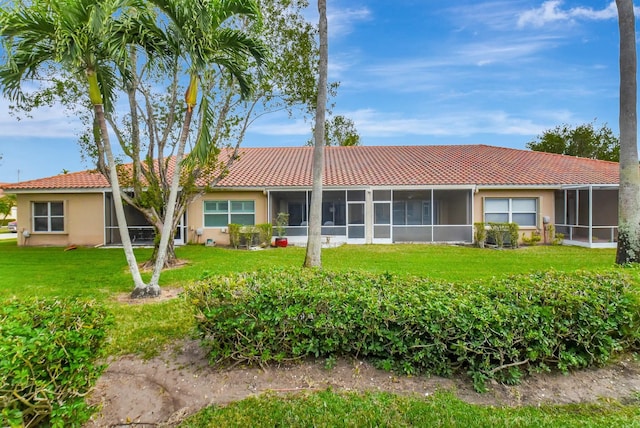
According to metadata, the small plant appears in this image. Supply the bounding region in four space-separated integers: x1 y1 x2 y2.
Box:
507 222 519 249
522 230 542 246
275 212 289 238
241 226 257 249
546 224 564 245
256 223 273 247
552 232 564 246
324 355 337 370
228 223 241 249
473 222 486 248
487 222 509 248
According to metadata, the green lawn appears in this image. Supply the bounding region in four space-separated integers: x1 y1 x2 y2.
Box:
1 238 638 427
0 239 621 297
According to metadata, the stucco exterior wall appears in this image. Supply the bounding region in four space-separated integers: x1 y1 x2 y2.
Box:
186 191 269 246
16 193 104 247
474 188 556 241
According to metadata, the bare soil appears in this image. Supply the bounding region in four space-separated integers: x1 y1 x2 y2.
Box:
86 290 640 427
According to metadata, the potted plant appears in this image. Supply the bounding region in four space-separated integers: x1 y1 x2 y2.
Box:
274 212 289 247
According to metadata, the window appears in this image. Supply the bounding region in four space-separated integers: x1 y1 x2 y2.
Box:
484 198 537 227
204 200 255 227
33 201 64 232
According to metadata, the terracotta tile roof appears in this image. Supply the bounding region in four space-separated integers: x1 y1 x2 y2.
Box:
212 145 620 187
2 145 620 191
3 170 109 190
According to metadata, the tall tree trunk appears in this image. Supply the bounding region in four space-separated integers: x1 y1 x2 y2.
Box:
95 104 146 288
147 107 193 289
303 0 328 268
615 0 640 264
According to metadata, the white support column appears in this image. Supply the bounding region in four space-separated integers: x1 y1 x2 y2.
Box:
365 188 373 244
588 185 593 246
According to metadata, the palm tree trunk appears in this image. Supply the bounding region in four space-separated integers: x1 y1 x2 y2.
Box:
615 0 640 264
94 104 146 289
148 107 193 287
303 0 328 268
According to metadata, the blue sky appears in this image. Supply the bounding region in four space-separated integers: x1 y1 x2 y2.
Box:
0 0 628 183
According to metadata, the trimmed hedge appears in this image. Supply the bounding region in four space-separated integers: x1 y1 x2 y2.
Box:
186 269 640 391
0 298 113 427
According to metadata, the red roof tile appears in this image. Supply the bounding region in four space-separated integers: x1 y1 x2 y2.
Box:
2 145 620 191
212 145 620 187
3 170 109 190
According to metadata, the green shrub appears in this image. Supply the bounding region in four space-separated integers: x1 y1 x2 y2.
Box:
473 222 486 248
186 269 640 392
0 298 113 427
507 223 519 248
522 230 542 246
256 223 273 247
487 222 509 248
228 224 241 249
241 226 257 249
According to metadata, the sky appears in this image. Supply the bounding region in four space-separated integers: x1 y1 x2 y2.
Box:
0 0 629 183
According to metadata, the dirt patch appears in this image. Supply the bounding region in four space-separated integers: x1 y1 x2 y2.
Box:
113 288 183 305
85 338 640 427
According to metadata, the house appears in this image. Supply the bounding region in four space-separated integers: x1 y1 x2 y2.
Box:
0 145 619 249
0 184 18 222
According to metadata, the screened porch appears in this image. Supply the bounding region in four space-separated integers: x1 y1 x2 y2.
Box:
268 188 473 245
554 185 618 248
104 193 187 246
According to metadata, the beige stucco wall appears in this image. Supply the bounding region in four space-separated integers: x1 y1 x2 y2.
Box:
16 193 104 247
186 191 269 246
474 189 556 242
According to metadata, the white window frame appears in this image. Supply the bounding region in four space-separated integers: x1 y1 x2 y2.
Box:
484 197 537 227
203 200 255 228
32 201 65 232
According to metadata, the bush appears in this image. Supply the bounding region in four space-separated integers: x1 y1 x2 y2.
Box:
241 226 257 249
228 224 241 249
507 223 519 248
0 298 113 427
186 269 640 392
487 222 509 248
256 223 273 247
522 230 542 246
473 222 486 248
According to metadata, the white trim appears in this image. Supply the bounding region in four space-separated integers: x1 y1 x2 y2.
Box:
561 184 619 190
563 239 617 249
477 185 561 190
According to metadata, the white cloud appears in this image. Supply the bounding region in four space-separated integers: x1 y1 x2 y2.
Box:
245 107 552 140
517 0 617 28
328 7 372 38
447 1 529 32
304 4 371 39
0 98 80 139
350 34 561 95
335 108 550 138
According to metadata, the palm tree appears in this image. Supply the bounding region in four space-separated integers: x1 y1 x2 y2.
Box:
0 0 162 290
303 0 328 268
1 0 266 297
143 0 266 296
615 0 640 264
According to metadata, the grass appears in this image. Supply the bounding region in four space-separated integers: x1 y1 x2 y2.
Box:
179 390 640 428
1 238 638 426
0 240 620 296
